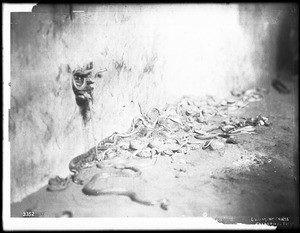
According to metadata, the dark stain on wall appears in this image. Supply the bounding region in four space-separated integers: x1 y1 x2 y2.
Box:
113 56 127 75
25 57 30 66
79 103 90 125
64 114 76 135
143 54 157 74
115 12 131 24
53 64 73 97
56 66 62 82
37 21 43 33
41 111 54 145
9 109 16 142
275 4 298 76
61 38 69 48
53 87 62 97
69 4 74 21
32 4 73 40
101 47 109 57
44 124 52 144
11 95 20 114
71 63 96 125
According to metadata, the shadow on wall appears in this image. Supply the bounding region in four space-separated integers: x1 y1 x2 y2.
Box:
276 4 299 78
32 4 74 39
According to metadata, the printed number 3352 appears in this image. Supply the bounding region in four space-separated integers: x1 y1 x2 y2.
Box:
23 211 35 217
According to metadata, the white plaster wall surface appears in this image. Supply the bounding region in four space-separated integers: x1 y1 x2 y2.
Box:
10 4 284 203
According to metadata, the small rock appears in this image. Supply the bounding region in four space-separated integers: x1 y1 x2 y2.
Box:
136 150 151 158
106 150 117 159
160 199 170 210
96 160 114 169
119 141 130 150
221 125 235 132
220 100 227 106
225 138 238 144
209 139 225 151
59 211 73 218
173 152 185 157
244 88 256 96
174 166 187 173
227 98 236 104
137 126 148 137
148 138 163 149
130 140 146 150
231 89 243 97
228 106 239 111
179 168 187 172
196 116 207 123
182 125 192 132
194 129 206 135
236 100 247 107
163 150 173 156
179 159 186 164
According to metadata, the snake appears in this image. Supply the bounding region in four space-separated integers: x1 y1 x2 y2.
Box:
67 117 155 185
229 125 256 134
82 169 155 206
47 145 99 191
72 67 107 93
72 70 92 91
131 115 160 131
62 99 229 188
49 91 262 193
68 141 125 185
47 175 72 192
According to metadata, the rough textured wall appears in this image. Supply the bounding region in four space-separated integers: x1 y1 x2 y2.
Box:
10 4 285 203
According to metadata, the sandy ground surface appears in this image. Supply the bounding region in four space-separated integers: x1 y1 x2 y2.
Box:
11 76 299 228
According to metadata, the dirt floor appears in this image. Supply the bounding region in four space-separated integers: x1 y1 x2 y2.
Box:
11 74 299 228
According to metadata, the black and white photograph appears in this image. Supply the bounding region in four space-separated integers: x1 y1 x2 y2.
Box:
2 2 299 230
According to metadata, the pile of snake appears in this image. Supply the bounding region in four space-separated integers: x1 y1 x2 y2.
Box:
48 92 271 206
